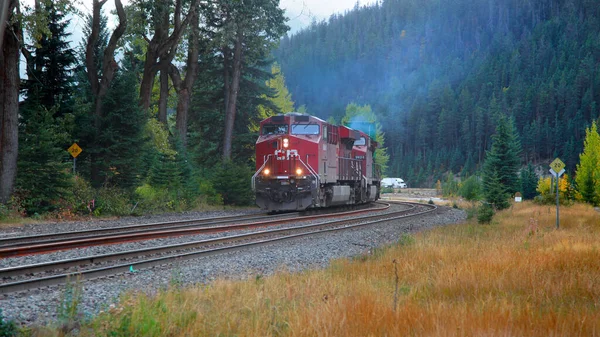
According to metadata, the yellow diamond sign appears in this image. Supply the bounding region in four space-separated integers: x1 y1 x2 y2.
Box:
67 143 82 158
549 158 565 174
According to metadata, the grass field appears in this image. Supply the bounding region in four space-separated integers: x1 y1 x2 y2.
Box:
36 202 600 336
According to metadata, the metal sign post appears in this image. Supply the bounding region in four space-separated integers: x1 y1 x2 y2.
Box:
67 143 83 175
549 158 565 229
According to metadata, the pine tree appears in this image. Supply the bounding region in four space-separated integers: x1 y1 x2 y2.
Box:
341 103 390 174
482 115 522 209
22 0 76 117
575 122 600 206
89 70 148 189
16 1 76 213
252 63 296 132
520 163 538 200
17 104 72 214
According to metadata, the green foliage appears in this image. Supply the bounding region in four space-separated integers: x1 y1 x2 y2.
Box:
381 186 394 194
575 122 600 206
398 234 415 246
90 70 148 189
341 103 389 175
477 203 495 224
534 175 574 206
0 309 17 337
482 115 521 210
459 176 481 201
252 63 295 132
16 104 72 215
441 172 459 197
520 164 538 200
277 0 600 186
211 161 254 206
57 280 84 332
0 321 15 337
94 187 131 216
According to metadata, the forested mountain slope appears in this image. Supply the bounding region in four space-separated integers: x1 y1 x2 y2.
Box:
276 0 600 186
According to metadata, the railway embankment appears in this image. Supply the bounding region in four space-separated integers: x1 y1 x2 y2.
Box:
0 203 463 327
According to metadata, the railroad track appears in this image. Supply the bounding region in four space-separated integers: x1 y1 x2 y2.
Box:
0 203 381 258
0 201 436 294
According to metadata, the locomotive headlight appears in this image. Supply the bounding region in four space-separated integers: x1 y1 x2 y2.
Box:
263 168 270 175
296 168 302 176
283 138 289 148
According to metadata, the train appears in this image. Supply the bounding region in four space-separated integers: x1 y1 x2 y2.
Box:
252 112 381 212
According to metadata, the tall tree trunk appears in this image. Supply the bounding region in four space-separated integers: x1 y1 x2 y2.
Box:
170 6 200 147
139 48 158 112
222 31 243 161
138 0 197 117
0 0 20 203
86 0 126 185
223 46 230 113
158 63 169 123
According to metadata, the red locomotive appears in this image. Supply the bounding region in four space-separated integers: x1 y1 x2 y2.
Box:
252 113 381 211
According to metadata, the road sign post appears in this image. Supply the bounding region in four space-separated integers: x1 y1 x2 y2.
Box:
549 158 565 229
67 143 83 175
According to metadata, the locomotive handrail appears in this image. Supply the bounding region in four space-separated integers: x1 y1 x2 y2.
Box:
252 154 273 191
297 155 320 186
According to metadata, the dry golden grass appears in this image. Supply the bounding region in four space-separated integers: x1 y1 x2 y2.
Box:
75 202 600 337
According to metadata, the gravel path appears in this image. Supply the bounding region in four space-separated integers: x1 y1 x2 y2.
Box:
0 205 465 326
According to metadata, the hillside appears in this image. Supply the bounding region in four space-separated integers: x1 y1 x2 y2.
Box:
275 0 600 186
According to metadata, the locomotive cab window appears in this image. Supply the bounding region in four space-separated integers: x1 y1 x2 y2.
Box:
291 124 320 135
262 124 289 135
354 137 366 146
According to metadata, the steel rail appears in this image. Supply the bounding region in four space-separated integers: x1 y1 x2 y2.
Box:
0 202 436 294
0 203 389 258
0 212 290 247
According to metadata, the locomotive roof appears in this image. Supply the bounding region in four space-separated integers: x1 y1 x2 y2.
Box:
267 112 327 124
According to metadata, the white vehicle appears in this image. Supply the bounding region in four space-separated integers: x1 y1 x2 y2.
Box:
381 177 407 189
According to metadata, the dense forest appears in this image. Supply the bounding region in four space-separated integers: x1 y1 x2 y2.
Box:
276 0 600 186
0 0 288 215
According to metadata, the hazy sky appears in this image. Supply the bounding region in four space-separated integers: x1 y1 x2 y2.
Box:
93 0 378 33
20 0 377 72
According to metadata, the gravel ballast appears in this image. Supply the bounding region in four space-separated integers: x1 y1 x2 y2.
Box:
0 205 465 325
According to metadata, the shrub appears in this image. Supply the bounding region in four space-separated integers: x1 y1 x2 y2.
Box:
94 186 131 216
441 172 459 197
63 176 96 215
211 162 254 206
477 203 495 224
534 175 573 205
459 176 481 201
381 186 394 194
0 309 17 337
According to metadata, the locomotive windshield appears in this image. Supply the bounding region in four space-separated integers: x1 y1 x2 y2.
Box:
291 124 320 135
262 124 289 135
354 137 366 146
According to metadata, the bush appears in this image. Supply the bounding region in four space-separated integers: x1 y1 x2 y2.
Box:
211 162 254 206
477 203 495 224
381 186 394 194
94 187 131 216
459 176 481 201
534 175 573 205
0 309 17 337
442 172 460 197
62 176 96 215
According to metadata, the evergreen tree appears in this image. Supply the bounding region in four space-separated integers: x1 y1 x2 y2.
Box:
575 122 600 206
87 70 148 189
16 0 76 213
17 104 72 214
341 103 390 175
520 163 538 200
252 63 295 132
482 115 522 209
22 0 76 117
